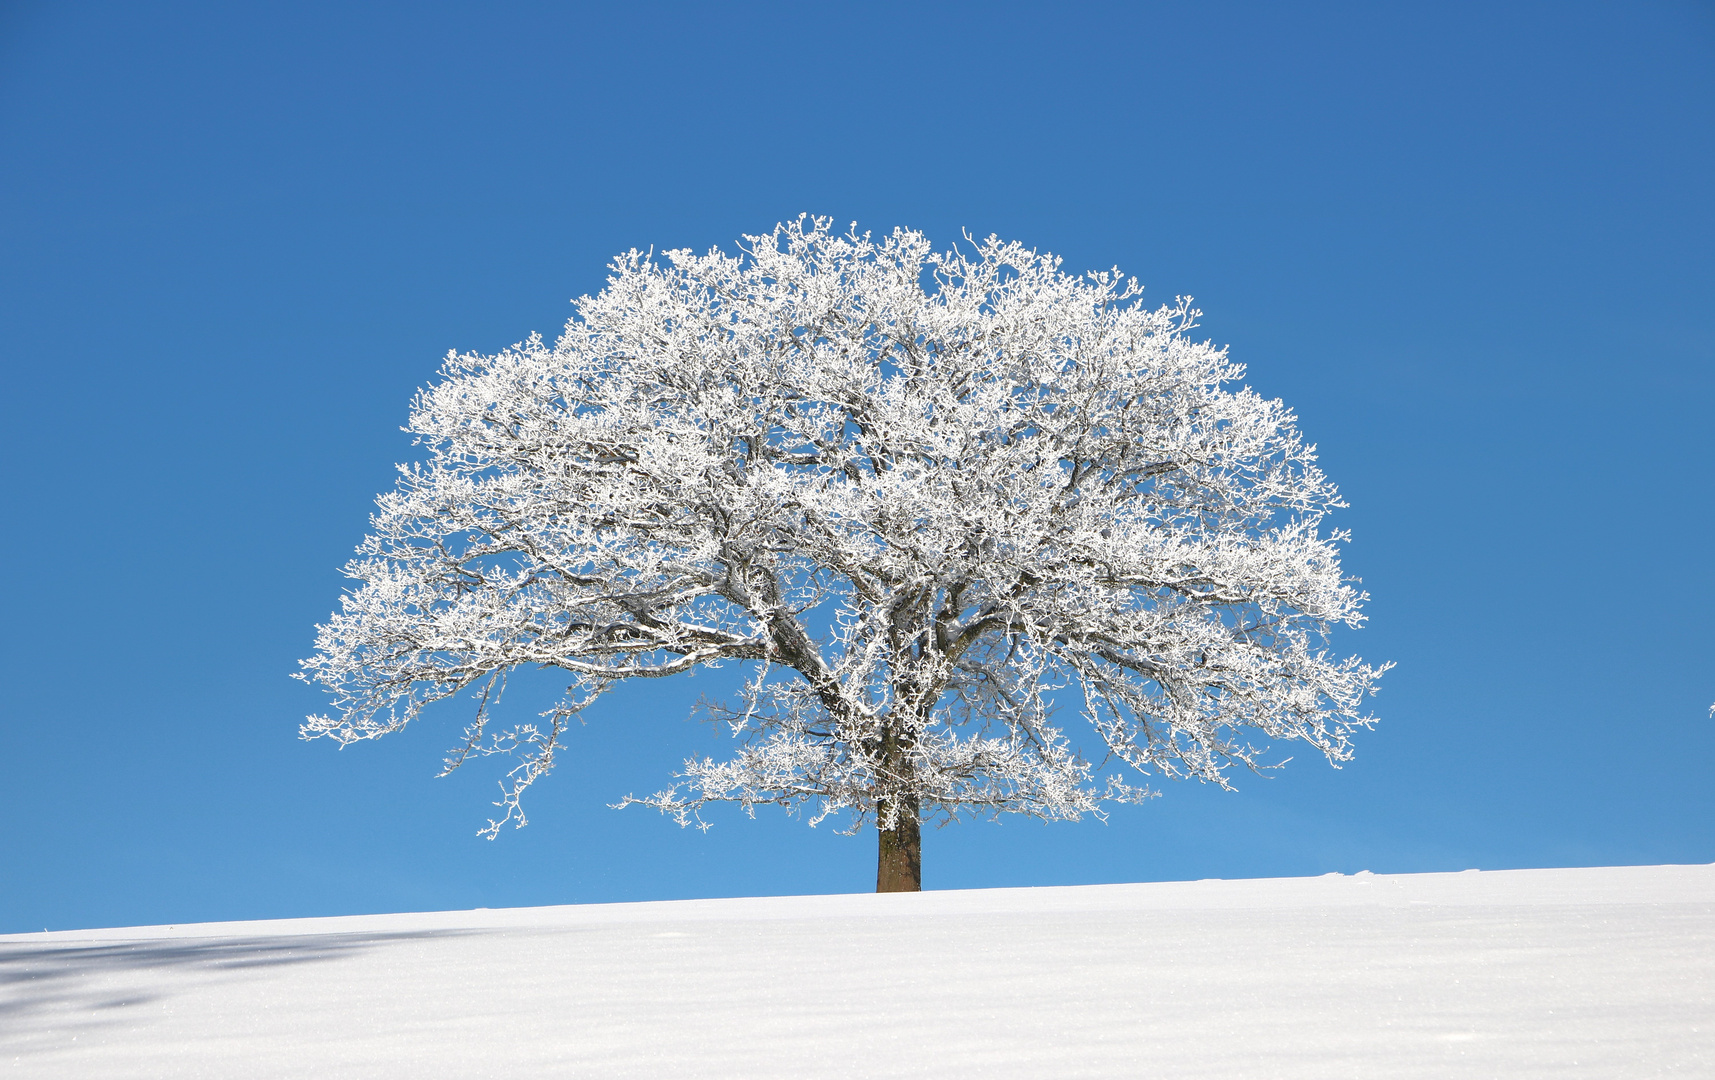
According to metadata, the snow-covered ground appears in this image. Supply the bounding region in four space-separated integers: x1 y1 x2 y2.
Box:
3 865 1710 1078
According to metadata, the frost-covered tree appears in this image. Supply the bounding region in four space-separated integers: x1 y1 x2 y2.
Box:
299 218 1386 892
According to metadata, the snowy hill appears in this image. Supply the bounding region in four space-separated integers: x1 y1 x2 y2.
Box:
4 865 1710 1078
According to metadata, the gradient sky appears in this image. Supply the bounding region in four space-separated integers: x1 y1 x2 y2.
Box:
2 1 1711 934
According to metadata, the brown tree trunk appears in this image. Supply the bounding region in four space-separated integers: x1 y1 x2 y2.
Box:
875 795 921 892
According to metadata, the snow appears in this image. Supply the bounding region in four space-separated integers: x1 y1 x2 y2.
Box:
4 865 1710 1078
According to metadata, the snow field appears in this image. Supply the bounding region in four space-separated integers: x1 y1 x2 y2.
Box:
3 864 1710 1078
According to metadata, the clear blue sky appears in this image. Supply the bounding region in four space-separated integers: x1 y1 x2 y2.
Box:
2 1 1710 934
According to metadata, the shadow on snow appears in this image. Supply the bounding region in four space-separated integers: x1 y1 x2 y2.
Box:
0 929 476 1052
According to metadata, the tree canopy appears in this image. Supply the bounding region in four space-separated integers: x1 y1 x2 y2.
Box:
299 218 1386 890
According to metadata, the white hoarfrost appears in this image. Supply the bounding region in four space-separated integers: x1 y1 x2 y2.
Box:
299 218 1386 838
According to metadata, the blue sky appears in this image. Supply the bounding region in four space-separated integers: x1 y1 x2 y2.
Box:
2 1 1711 934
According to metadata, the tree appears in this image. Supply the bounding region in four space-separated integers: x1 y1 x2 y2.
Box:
298 218 1387 892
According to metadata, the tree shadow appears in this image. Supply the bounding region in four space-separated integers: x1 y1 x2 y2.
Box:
0 929 475 1050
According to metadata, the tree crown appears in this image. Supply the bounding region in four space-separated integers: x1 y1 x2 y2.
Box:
299 218 1386 840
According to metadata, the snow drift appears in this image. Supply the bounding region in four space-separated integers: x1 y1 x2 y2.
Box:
3 864 1710 1078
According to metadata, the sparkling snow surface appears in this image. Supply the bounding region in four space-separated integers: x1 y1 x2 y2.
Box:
4 865 1710 1078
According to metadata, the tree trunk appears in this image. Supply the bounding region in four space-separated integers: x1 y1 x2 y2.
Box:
876 795 921 892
